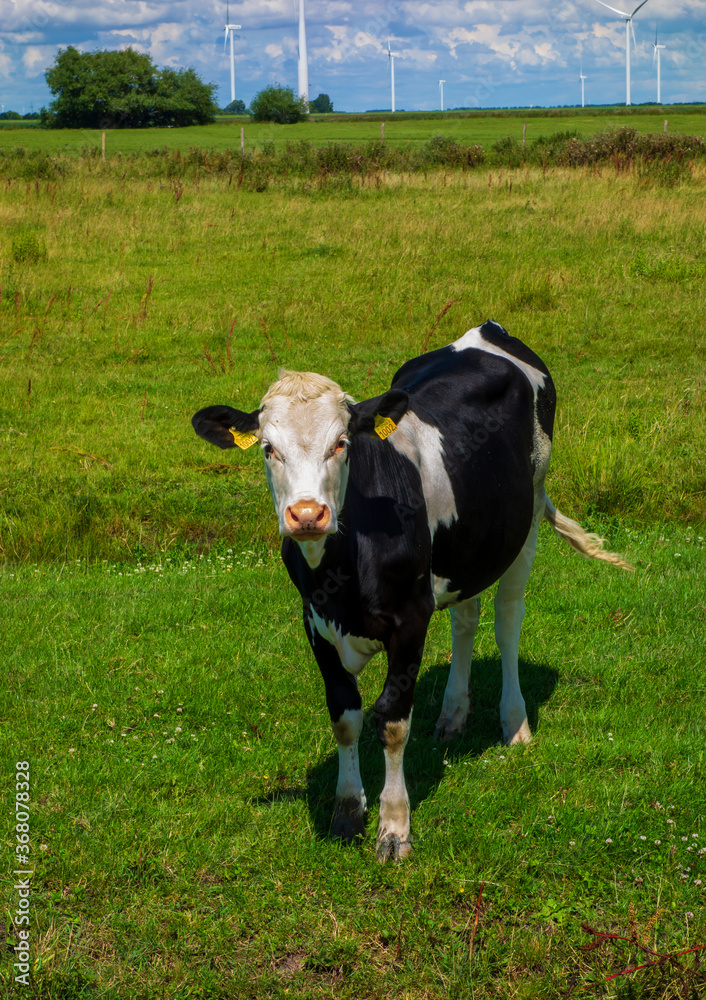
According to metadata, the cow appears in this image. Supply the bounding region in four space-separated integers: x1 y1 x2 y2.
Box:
192 320 632 861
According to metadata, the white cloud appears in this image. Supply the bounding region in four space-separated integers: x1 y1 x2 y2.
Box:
1 0 706 112
22 44 54 75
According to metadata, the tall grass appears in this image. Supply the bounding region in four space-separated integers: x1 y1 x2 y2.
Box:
1 126 704 185
0 150 704 565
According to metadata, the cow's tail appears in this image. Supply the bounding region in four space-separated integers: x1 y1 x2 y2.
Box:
543 495 634 571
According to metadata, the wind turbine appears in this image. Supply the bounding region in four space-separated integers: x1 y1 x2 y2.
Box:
387 40 401 113
580 65 587 107
653 28 665 104
439 79 446 111
298 0 309 105
592 0 652 106
223 1 241 105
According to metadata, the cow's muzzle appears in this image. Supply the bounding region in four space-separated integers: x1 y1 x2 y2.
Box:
284 500 333 537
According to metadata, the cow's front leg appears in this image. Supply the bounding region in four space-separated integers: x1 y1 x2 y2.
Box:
307 622 367 841
331 703 366 841
374 625 428 862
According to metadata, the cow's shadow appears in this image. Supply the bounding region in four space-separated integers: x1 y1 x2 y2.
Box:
303 655 558 841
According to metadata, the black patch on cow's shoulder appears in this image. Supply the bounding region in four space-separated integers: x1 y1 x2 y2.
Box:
480 319 551 377
391 341 519 420
347 389 409 437
468 321 556 441
192 404 260 450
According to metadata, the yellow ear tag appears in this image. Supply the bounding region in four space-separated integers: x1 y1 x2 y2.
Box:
374 415 397 440
229 428 259 450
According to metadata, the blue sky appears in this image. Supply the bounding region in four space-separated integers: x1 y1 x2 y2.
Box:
2 0 705 114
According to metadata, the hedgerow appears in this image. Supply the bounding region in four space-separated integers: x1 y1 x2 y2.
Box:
0 127 703 183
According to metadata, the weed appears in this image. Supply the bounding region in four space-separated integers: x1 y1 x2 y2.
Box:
11 230 48 264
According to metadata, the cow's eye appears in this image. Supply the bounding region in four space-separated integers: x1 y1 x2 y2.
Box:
330 437 347 458
263 442 276 460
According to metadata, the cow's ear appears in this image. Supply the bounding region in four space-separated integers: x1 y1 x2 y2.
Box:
192 405 261 450
347 389 409 438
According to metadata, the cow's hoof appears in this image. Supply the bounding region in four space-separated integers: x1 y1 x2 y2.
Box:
502 718 532 746
331 797 367 842
376 833 412 863
434 695 470 741
434 712 468 741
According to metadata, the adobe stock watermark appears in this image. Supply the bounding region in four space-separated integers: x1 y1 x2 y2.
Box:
309 568 351 612
393 407 507 526
377 660 420 708
12 759 33 987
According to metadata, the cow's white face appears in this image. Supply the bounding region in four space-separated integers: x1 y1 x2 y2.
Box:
258 375 353 553
192 371 409 568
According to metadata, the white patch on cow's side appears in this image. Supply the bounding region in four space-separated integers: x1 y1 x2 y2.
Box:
390 412 458 534
452 326 546 394
310 608 384 674
432 574 462 610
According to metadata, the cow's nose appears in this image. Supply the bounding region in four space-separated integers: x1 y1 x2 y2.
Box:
284 500 332 535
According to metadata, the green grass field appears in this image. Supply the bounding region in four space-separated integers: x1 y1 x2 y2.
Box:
1 116 704 997
1 106 706 155
3 528 705 998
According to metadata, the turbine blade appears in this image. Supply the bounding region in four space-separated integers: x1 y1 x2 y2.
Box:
630 19 637 52
224 27 228 53
592 0 630 17
631 0 651 16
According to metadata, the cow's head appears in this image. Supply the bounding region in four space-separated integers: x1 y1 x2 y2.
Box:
192 371 408 564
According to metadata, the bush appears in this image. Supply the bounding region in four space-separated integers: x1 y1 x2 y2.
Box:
11 232 48 264
250 85 309 124
423 135 485 168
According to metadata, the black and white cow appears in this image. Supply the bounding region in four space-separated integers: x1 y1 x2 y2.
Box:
192 320 631 861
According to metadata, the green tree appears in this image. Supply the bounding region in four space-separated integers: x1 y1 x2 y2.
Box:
249 85 309 124
40 47 218 128
309 93 334 113
222 99 247 115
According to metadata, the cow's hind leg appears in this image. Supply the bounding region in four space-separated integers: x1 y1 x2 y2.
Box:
307 621 367 841
435 596 481 740
494 511 542 746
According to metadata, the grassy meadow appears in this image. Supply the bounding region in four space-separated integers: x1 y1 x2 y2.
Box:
1 119 705 997
1 106 706 155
